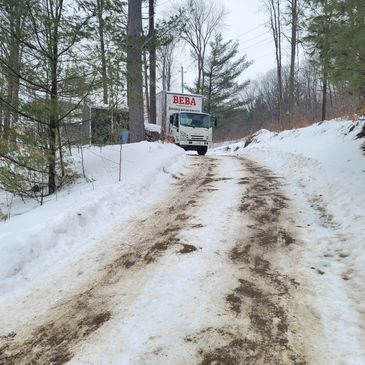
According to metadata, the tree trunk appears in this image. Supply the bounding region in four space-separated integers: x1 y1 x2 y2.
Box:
0 100 3 139
3 81 12 145
97 0 108 105
198 57 203 94
288 0 298 127
10 17 21 144
161 55 167 91
48 56 58 194
127 0 144 142
207 67 213 113
48 1 62 195
267 0 283 129
143 48 150 119
148 0 156 124
321 72 327 121
3 6 22 147
57 126 65 177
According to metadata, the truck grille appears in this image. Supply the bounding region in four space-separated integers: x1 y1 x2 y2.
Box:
191 135 206 141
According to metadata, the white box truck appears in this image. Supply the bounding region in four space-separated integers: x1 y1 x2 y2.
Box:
156 91 215 155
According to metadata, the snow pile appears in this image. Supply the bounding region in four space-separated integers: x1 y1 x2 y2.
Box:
145 122 161 133
0 141 186 298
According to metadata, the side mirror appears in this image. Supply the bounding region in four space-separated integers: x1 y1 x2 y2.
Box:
212 116 217 127
170 115 174 124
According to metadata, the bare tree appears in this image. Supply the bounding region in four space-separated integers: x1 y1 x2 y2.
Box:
243 61 359 138
263 0 283 128
127 0 144 142
180 0 224 94
157 41 175 91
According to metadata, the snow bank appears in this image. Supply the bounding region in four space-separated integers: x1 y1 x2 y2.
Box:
213 119 365 230
0 141 186 298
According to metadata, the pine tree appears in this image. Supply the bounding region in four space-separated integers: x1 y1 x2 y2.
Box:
305 0 334 121
202 34 251 115
306 0 365 106
0 0 96 196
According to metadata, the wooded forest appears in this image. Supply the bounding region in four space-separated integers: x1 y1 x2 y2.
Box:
0 0 364 197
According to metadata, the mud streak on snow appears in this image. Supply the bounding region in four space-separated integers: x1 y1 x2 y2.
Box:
0 156 309 364
0 157 217 365
197 157 307 365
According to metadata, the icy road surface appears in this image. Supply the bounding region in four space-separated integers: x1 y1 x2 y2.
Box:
0 155 355 364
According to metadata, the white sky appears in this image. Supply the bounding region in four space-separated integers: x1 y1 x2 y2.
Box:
223 0 275 79
156 0 281 92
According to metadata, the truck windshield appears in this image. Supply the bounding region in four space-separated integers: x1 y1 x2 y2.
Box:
180 113 211 128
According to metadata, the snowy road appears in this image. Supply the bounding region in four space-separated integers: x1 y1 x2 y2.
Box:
0 155 329 364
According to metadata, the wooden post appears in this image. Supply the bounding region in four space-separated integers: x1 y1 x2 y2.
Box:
119 143 122 182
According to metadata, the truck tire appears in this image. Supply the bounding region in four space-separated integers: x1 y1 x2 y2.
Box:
197 146 208 155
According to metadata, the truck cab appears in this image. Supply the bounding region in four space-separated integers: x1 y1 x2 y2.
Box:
170 112 213 155
156 91 216 155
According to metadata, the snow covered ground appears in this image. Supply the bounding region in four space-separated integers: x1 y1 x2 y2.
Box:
0 118 364 364
0 141 186 301
211 118 365 363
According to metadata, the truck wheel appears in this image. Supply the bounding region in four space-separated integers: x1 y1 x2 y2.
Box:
197 146 207 155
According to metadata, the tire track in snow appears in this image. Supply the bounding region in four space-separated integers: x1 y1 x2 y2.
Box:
0 156 315 364
193 157 308 365
0 156 216 365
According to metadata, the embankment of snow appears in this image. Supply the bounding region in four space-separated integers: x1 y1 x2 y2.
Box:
212 119 365 230
0 141 186 299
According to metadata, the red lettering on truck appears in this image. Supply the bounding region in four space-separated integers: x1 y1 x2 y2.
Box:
172 95 197 106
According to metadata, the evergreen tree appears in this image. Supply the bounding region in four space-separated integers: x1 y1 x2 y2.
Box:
202 34 251 115
328 0 365 99
305 0 334 120
0 0 96 196
79 0 128 109
306 0 365 104
306 0 365 139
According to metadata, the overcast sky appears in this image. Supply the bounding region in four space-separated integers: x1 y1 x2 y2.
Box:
156 0 281 92
224 0 275 78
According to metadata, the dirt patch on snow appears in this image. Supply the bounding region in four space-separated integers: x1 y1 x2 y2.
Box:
196 157 306 365
0 288 111 365
179 244 198 254
0 156 220 364
310 195 339 229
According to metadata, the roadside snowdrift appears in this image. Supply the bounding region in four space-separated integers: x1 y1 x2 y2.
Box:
214 119 364 231
0 142 186 298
